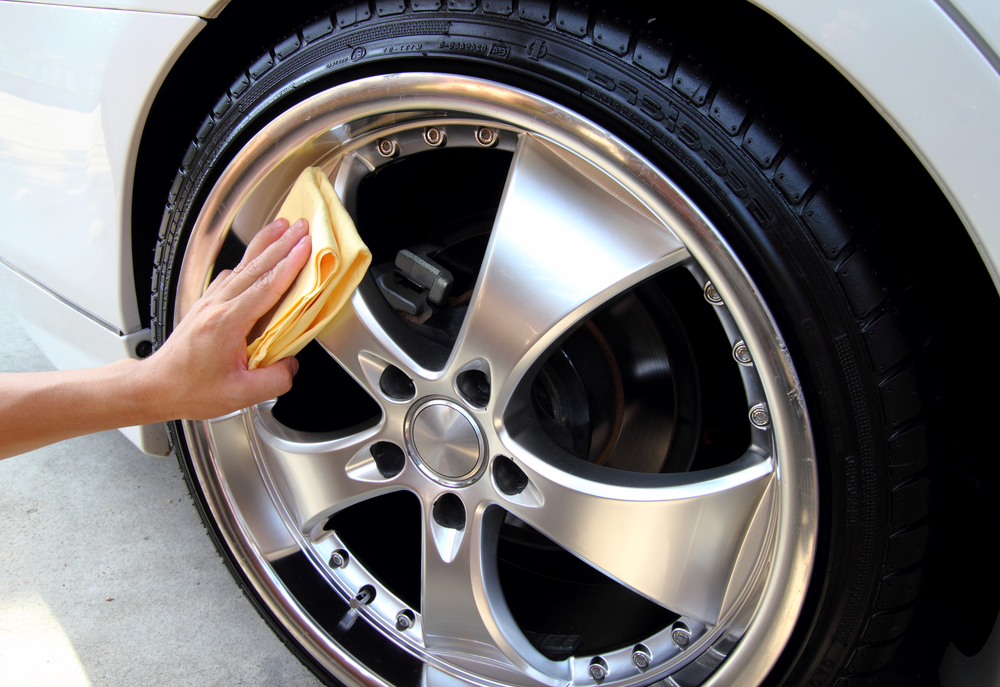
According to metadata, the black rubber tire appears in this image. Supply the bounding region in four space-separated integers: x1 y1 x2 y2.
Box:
150 2 938 685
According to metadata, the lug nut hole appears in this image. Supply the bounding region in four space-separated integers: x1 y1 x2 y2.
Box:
492 455 529 495
457 369 490 408
432 493 466 530
370 442 405 478
380 365 415 401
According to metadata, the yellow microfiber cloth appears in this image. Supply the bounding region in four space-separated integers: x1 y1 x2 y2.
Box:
246 166 372 369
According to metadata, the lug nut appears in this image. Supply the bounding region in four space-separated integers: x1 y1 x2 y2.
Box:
671 625 691 648
329 549 348 568
588 658 608 682
704 281 723 305
749 403 770 428
395 609 415 631
733 340 752 365
423 127 444 147
475 126 498 147
631 648 651 671
377 138 398 157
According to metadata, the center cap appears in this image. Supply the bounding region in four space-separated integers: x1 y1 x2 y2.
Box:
406 398 485 484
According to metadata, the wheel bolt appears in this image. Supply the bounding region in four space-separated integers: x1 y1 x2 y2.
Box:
749 403 770 428
395 609 415 631
329 549 348 568
588 658 608 682
671 625 691 648
377 138 398 157
423 127 444 146
704 281 723 304
476 126 498 147
631 648 651 670
733 340 752 365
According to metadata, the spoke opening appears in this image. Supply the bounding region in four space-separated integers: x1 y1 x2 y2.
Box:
497 515 679 660
354 146 512 370
325 491 423 612
272 341 382 433
511 266 751 477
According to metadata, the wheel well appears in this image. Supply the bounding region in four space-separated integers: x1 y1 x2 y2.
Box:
130 0 1000 657
131 0 333 330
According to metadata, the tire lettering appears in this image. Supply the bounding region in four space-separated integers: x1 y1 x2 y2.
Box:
679 123 703 151
749 197 774 226
704 147 727 175
527 39 547 60
640 95 664 121
587 68 616 91
438 40 488 54
617 81 638 105
726 168 749 199
664 105 679 133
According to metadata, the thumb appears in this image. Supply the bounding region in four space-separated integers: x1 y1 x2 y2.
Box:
241 357 299 405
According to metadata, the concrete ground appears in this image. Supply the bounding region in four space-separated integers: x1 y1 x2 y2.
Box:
0 291 323 686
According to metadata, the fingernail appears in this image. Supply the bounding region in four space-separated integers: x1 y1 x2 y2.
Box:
291 218 307 231
290 358 300 376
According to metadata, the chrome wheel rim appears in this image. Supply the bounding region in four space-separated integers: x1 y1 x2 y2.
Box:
176 74 817 687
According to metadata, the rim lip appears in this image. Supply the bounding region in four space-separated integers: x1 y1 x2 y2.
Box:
176 73 818 687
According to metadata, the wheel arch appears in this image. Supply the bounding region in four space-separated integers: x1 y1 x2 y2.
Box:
131 0 999 330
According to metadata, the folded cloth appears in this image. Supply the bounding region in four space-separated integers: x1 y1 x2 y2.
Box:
246 166 372 369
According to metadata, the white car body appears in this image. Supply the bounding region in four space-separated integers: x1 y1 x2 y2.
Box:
1 0 997 683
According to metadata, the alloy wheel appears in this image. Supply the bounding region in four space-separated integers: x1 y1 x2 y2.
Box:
175 74 817 687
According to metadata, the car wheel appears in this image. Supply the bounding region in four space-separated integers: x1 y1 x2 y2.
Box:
151 4 933 686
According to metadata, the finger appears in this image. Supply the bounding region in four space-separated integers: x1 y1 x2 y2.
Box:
203 269 233 298
238 218 290 267
232 233 312 323
219 219 309 301
239 357 300 405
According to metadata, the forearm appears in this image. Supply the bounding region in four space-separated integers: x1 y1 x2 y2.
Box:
0 359 162 460
0 218 309 461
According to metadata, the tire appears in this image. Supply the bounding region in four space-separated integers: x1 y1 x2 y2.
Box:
150 3 935 686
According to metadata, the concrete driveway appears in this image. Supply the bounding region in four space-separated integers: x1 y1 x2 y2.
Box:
0 293 323 686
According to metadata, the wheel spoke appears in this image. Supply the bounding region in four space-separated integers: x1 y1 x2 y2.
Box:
251 404 399 534
314 290 422 400
501 448 775 625
449 134 689 399
420 503 568 685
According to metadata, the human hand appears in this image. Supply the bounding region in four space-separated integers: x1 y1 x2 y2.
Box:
138 218 311 420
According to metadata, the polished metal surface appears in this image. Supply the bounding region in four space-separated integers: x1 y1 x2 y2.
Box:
178 74 818 687
406 398 485 482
